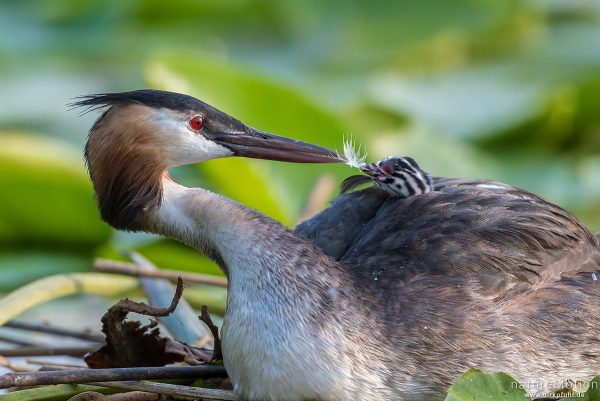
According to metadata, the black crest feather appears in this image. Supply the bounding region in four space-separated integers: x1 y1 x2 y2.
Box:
70 89 207 114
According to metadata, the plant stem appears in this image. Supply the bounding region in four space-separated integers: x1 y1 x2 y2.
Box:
0 365 227 389
91 381 234 401
5 319 104 343
94 259 228 288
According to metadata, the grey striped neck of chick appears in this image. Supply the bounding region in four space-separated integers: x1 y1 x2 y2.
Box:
341 156 434 197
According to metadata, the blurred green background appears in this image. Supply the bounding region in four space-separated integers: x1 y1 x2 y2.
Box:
1 0 599 293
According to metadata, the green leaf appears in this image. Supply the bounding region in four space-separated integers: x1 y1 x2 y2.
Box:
1 384 118 401
369 67 545 141
445 369 530 401
367 127 499 179
487 152 600 231
145 52 345 147
0 133 111 249
135 239 224 277
184 284 227 316
198 158 290 223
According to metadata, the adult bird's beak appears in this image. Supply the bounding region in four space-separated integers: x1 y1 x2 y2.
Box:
207 128 344 164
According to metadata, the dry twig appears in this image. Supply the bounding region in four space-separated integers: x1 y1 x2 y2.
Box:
93 381 234 400
0 365 227 389
0 355 32 372
106 276 185 319
0 346 95 357
131 252 211 347
5 319 104 342
200 306 222 362
94 258 228 288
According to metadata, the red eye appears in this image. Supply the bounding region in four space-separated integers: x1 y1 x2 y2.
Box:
190 115 205 131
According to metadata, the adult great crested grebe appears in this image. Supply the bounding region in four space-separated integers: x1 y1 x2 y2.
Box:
77 89 600 401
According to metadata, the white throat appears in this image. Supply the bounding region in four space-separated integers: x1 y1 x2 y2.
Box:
150 178 362 401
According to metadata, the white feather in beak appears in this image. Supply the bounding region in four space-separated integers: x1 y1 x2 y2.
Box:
339 135 367 168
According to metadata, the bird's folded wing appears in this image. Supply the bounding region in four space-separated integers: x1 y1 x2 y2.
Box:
296 177 600 297
295 187 388 259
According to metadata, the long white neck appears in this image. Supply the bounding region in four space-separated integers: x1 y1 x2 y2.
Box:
147 178 378 400
150 178 339 285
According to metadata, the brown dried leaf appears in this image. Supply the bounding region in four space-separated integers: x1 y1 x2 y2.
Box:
85 278 211 368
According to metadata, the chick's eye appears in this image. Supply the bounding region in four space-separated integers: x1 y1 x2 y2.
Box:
189 115 205 131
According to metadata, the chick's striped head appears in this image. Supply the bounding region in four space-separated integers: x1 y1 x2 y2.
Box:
360 156 434 197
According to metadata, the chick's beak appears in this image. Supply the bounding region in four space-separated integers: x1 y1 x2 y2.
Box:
360 162 382 177
208 128 344 163
360 159 394 178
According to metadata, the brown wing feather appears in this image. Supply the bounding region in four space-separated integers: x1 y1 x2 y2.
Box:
298 176 600 298
296 187 388 259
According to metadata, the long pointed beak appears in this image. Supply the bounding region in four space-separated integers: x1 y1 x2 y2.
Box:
208 128 344 163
